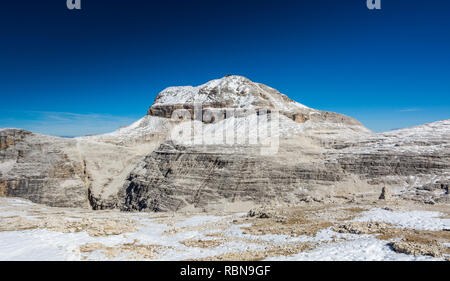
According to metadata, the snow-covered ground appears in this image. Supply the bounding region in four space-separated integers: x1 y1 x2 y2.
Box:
0 198 448 261
0 204 254 261
266 237 439 261
354 208 450 231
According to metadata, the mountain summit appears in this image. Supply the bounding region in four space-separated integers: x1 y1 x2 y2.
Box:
152 75 309 111
147 75 369 134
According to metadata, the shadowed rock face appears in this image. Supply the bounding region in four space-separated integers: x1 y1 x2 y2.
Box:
0 76 449 211
120 142 346 212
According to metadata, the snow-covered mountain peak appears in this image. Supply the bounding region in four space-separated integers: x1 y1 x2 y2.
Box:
152 75 309 112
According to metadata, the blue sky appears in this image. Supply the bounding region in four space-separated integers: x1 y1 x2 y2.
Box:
0 0 449 136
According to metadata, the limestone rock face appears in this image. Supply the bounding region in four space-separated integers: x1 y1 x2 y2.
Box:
0 75 449 211
119 122 450 211
0 129 88 207
0 123 166 209
332 120 450 188
120 142 347 212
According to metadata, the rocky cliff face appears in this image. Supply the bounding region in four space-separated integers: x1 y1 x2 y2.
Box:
0 118 169 209
121 142 347 212
120 123 450 211
0 129 89 207
0 76 448 211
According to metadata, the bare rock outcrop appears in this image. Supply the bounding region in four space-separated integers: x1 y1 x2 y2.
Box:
388 240 447 258
119 141 353 212
379 187 391 200
0 129 88 207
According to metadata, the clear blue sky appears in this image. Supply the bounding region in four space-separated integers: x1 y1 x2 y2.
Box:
0 0 449 136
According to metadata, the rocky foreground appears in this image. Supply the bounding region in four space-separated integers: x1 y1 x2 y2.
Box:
0 75 448 212
0 194 448 261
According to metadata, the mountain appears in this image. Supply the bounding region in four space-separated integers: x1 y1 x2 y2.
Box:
148 75 371 135
0 76 448 211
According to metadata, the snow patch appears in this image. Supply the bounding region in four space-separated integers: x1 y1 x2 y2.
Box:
266 236 441 261
0 160 15 174
78 115 172 143
175 215 225 228
354 208 450 231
